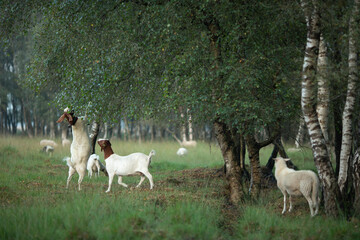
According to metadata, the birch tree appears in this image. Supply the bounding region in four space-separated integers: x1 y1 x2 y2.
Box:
338 0 359 193
316 35 330 153
300 0 342 216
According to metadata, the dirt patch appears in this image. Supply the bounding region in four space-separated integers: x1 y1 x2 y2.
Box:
0 186 19 206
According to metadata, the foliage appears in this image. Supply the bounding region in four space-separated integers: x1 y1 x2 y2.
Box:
1 0 306 132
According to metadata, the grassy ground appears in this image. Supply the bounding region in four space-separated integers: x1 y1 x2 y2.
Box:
0 136 359 239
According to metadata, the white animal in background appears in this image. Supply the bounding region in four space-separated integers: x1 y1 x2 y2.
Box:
40 139 58 148
176 147 188 157
97 139 155 193
181 140 197 147
274 157 320 217
62 138 71 147
87 154 105 178
42 145 54 155
57 108 91 191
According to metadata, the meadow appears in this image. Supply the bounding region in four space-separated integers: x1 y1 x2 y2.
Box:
0 137 359 239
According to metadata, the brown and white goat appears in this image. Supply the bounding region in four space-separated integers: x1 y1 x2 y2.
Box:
97 139 155 192
57 108 91 190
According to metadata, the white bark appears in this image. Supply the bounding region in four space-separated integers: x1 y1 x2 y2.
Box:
180 110 187 142
187 108 194 141
300 0 341 216
338 0 359 193
316 35 330 149
295 116 306 148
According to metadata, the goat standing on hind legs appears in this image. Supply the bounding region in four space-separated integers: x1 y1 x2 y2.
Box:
274 157 320 217
57 108 91 191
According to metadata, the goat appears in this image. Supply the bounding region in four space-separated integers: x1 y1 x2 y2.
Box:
42 145 54 155
274 157 320 217
97 139 155 193
87 154 105 178
176 147 188 157
40 139 58 148
57 108 91 190
62 138 71 148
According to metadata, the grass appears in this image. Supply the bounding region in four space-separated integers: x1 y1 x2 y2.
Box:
0 136 359 239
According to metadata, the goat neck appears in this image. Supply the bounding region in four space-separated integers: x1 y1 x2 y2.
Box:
102 145 114 160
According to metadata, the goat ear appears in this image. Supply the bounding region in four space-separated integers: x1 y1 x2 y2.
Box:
284 158 291 162
56 114 66 123
66 113 73 122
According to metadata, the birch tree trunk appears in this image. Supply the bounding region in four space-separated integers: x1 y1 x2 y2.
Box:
187 108 194 141
353 148 360 215
300 0 342 216
180 107 187 142
338 0 359 193
295 116 306 148
316 34 330 152
89 121 100 154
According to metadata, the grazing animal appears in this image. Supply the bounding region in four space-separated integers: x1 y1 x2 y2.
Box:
176 147 188 157
40 139 58 148
181 140 197 147
57 108 91 190
97 139 155 193
274 157 320 217
62 138 71 147
87 154 105 178
42 145 54 156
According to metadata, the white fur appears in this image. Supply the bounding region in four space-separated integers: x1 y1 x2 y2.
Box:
40 139 58 148
274 157 320 217
105 150 155 193
176 147 188 156
62 138 71 147
42 145 54 155
65 116 91 190
181 140 197 147
87 154 105 178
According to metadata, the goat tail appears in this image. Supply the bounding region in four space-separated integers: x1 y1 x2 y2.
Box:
62 156 74 168
148 150 156 167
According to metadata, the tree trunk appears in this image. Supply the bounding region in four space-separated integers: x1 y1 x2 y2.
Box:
124 117 131 141
22 99 34 138
213 120 243 204
353 148 360 215
245 134 262 198
295 116 306 148
89 121 100 154
338 0 359 194
187 108 194 141
239 136 250 180
300 0 342 217
316 34 330 153
180 107 187 142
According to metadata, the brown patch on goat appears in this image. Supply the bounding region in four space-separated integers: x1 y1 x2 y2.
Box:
97 139 114 159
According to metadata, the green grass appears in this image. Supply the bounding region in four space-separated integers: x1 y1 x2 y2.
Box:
0 136 359 239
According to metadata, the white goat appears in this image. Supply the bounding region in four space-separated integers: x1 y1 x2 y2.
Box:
97 139 155 193
176 147 188 157
274 157 320 217
87 154 105 178
40 139 58 148
57 108 91 190
62 138 71 148
42 145 54 155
